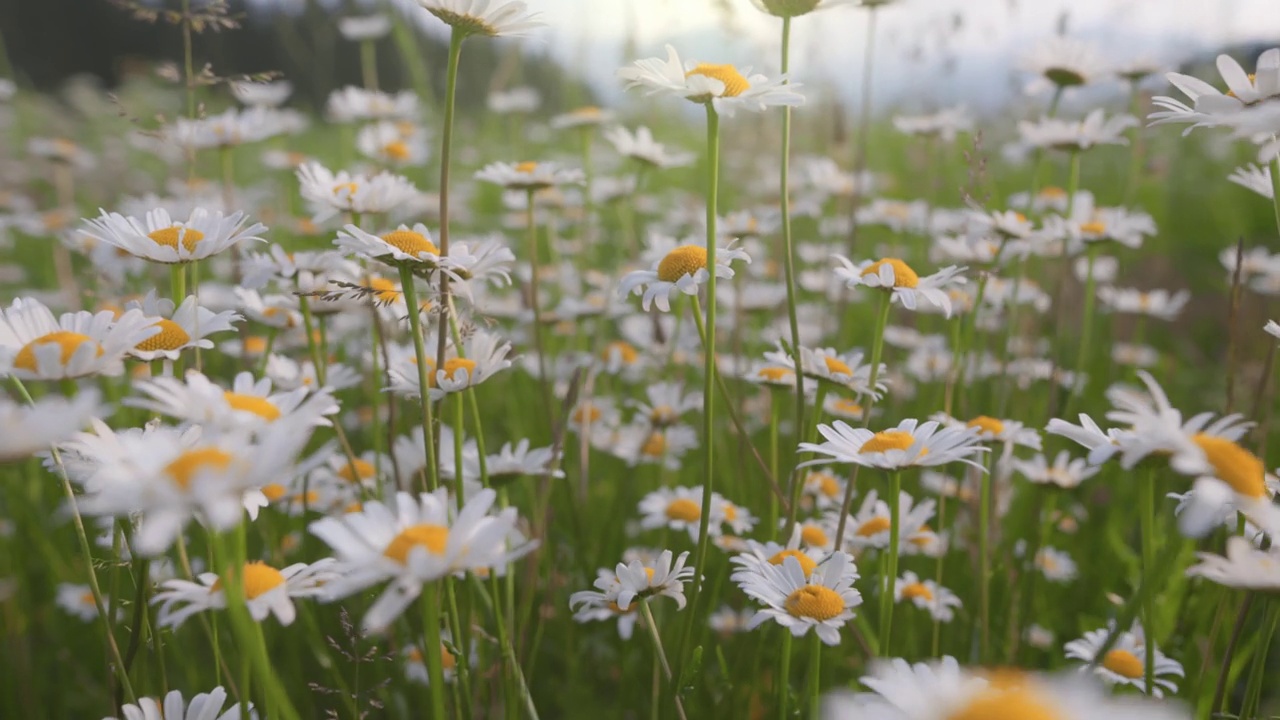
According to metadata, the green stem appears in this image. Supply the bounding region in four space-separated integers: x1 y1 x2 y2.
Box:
832 292 891 544
433 29 464 402
1240 599 1280 718
420 585 449 719
526 188 553 427
1139 468 1157 695
1270 150 1280 237
640 601 688 720
359 39 378 91
778 15 807 490
879 470 902 657
777 631 792 720
806 629 821 712
978 445 997 663
397 267 441 492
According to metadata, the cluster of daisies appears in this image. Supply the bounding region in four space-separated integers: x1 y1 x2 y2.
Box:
4 0 1280 717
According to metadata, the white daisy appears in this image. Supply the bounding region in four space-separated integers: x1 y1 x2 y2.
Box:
1149 47 1280 132
326 86 418 122
799 418 988 471
386 330 512 401
0 298 158 380
125 291 241 361
1017 110 1137 152
80 207 266 264
1021 35 1109 91
356 121 430 167
833 256 967 316
0 389 104 461
737 552 861 645
337 14 392 41
1228 163 1274 200
297 162 419 222
1096 287 1189 321
1186 535 1280 590
893 571 962 622
475 161 584 191
415 0 543 37
764 342 887 398
550 105 616 129
617 45 804 117
1064 624 1184 697
617 242 752 312
627 381 702 427
637 486 710 539
229 80 293 108
153 558 338 628
569 549 695 612
128 370 336 429
1035 546 1078 583
1011 451 1098 489
55 583 106 621
568 570 643 639
105 687 254 720
603 125 695 169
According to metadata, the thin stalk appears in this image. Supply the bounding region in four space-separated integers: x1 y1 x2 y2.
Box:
359 39 378 91
1240 599 1280 718
778 15 807 474
398 267 441 492
1139 468 1158 695
1270 150 1280 237
433 30 465 408
1067 242 1099 415
420 585 449 719
978 445 997 663
777 631 792 720
879 471 902 657
525 187 553 425
806 620 822 711
832 292 891 544
639 601 688 720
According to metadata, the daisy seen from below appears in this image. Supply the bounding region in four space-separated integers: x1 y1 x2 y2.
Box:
894 570 962 622
1186 535 1280 590
125 291 241 361
617 241 751 312
153 558 338 629
603 125 695 169
80 207 266 264
0 389 103 461
1064 623 1184 697
309 488 537 631
1017 110 1137 152
736 552 861 645
105 687 255 720
335 222 454 271
1149 47 1280 131
833 256 967 316
474 160 584 191
1011 450 1099 489
617 44 804 117
128 370 337 429
1021 35 1109 91
297 162 419 222
550 105 616 130
569 567 643 639
749 0 862 18
416 0 543 38
569 549 695 614
0 298 158 380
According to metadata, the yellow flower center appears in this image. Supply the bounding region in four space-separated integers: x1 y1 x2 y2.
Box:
967 416 1005 437
947 687 1063 720
135 319 192 352
657 246 709 283
147 225 205 252
1192 434 1266 499
1039 186 1066 199
337 458 376 483
333 182 359 196
382 140 410 161
800 523 829 547
768 549 817 577
822 356 852 376
856 516 892 537
243 336 268 354
572 106 602 118
223 392 281 421
441 645 458 671
441 357 478 383
572 403 602 425
1079 220 1106 235
381 230 439 257
211 561 287 600
809 472 841 498
829 398 863 417
650 404 678 425
859 430 916 454
262 483 288 502
642 431 667 458
1226 74 1258 99
515 161 539 173
909 525 935 547
603 341 639 365
383 523 449 564
165 447 234 489
783 585 844 621
1102 649 1144 679
757 366 794 383
665 498 701 522
14 331 103 372
685 64 751 97
901 582 933 601
367 277 402 305
861 258 920 288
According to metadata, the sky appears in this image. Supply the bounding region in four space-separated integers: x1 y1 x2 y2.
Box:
518 0 1280 113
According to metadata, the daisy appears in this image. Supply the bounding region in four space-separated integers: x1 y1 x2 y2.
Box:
105 687 254 720
415 0 543 38
229 80 293 108
1018 110 1137 152
1186 535 1280 590
335 222 453 270
309 489 536 632
0 389 104 462
569 549 695 612
356 121 430 166
799 418 988 471
1011 451 1098 489
28 137 95 169
1228 163 1274 200
487 86 541 114
0 299 158 380
737 552 861 645
168 107 301 150
386 330 512 401
550 105 616 130
569 571 643 639
56 583 106 621
933 413 1043 451
765 342 887 397
800 468 847 512
1096 287 1189 321
482 438 564 486
1065 624 1184 697
603 125 695 169
892 107 973 142
708 606 755 635
125 291 241 361
1149 47 1280 132
1021 35 1109 91
833 256 967 316
617 44 804 117
475 161 584 191
1035 546 1078 582
80 207 266 264
129 370 336 429
839 489 937 552
893 571 962 622
153 558 337 629
729 527 827 581
297 162 419 222
637 486 710 539
326 87 418 122
337 13 392 41
617 242 752 312
265 354 361 393
627 381 702 427
403 630 472 685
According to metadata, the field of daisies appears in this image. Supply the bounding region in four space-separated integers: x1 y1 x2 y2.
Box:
5 0 1280 717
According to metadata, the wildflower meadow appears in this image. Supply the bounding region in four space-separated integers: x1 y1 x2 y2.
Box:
4 0 1280 718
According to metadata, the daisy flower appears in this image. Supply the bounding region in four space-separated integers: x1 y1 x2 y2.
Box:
892 106 974 142
1228 163 1274 200
1186 535 1280 590
1021 35 1109 91
708 606 755 635
838 489 938 552
617 242 752 312
627 381 702 427
617 44 804 117
569 549 695 612
487 86 541 114
550 105 616 129
125 291 241 361
569 568 643 639
1065 624 1184 697
337 14 392 41
167 107 298 150
229 80 293 108
764 342 887 397
310 489 536 632
638 486 710 539
833 256 967 316
129 370 337 429
1096 287 1189 321
297 162 419 222
153 558 337 629
403 630 472 685
1035 546 1078 582
475 161 584 191
335 222 453 271
356 121 430 166
482 438 564 485
0 389 104 462
386 330 512 401
56 583 106 621
800 468 847 512
894 571 962 622
0 299 158 380
326 86 418 122
80 207 266 264
106 687 254 720
1149 47 1280 132
737 552 861 645
799 418 988 471
1017 110 1137 152
1011 451 1099 489
933 413 1043 451
416 0 543 38
603 125 695 169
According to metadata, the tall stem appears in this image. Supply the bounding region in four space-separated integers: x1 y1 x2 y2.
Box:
1139 467 1158 695
879 471 902 656
978 446 996 663
832 293 891 544
639 601 688 720
778 16 806 485
359 39 378 91
777 631 792 720
806 629 822 712
526 188 553 425
846 6 878 251
420 585 449 719
433 30 465 425
1270 151 1280 237
398 267 440 492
